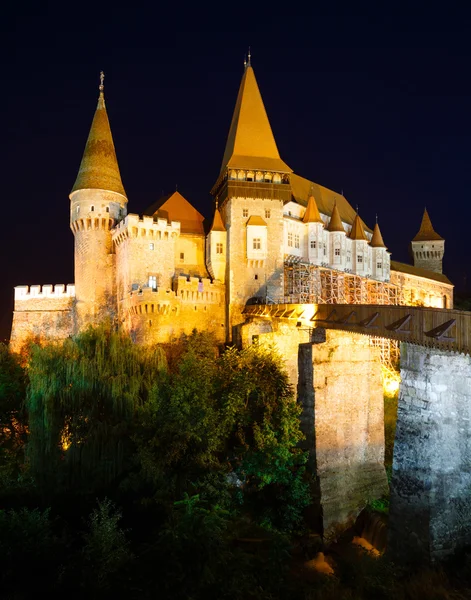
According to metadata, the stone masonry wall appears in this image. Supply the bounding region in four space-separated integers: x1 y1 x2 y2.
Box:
238 320 387 542
302 330 388 541
10 284 76 352
389 344 471 562
222 196 285 341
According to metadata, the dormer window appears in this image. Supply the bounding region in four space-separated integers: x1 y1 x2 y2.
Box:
253 238 261 250
216 243 223 254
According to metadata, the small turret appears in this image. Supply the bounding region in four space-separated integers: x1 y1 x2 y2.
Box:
326 202 346 269
369 221 389 281
303 193 325 265
349 214 370 275
206 203 227 282
410 209 445 274
70 73 126 326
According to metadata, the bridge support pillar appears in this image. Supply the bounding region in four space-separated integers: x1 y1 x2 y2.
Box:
298 329 388 541
389 344 471 562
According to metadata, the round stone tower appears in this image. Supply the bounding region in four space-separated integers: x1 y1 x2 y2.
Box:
410 208 445 274
69 73 127 328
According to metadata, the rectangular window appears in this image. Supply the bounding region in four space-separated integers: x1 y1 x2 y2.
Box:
265 209 271 219
288 232 293 247
148 275 157 290
243 209 248 217
310 240 316 249
357 255 363 263
347 253 351 263
180 252 185 262
254 274 258 280
149 243 154 250
295 234 300 249
216 242 223 254
90 205 95 212
324 245 327 256
377 262 382 269
76 206 80 214
106 206 110 213
334 247 340 256
253 238 261 250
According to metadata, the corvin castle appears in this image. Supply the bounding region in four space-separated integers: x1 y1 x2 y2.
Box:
10 61 453 350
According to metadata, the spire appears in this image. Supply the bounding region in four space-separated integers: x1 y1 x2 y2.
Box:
70 72 127 199
303 192 323 224
210 203 226 232
327 202 345 232
220 64 292 174
349 213 367 240
370 222 387 248
412 208 444 241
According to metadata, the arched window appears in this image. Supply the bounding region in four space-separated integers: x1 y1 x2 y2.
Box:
264 172 272 183
237 170 246 181
443 295 448 309
229 170 237 180
273 173 281 184
247 171 254 182
90 205 95 212
256 171 263 182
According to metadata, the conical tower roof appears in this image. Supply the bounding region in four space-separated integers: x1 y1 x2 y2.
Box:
327 202 345 232
210 205 226 232
70 75 126 199
349 214 367 240
370 222 387 248
303 194 323 224
412 208 443 242
220 64 292 174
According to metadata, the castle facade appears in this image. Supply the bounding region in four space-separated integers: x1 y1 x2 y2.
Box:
10 62 453 351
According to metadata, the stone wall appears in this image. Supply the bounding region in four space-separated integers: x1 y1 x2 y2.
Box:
303 330 388 541
389 344 471 562
238 320 388 542
121 276 225 344
221 196 285 340
390 270 453 309
10 284 76 352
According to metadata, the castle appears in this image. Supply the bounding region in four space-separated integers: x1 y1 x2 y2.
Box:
10 61 453 351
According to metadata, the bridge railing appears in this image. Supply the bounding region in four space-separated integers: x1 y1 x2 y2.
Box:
243 303 471 354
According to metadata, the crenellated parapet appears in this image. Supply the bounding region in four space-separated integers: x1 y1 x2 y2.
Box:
112 213 180 246
14 284 75 306
10 284 76 352
175 276 224 305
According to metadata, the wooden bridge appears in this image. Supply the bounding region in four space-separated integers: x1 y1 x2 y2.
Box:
243 302 471 354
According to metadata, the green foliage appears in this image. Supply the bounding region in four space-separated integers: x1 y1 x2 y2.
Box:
26 324 167 492
0 507 63 594
0 344 27 487
82 498 133 590
368 497 390 515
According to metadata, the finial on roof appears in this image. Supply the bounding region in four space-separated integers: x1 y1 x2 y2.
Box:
99 71 105 95
375 213 378 224
355 204 359 214
243 55 247 68
247 47 251 66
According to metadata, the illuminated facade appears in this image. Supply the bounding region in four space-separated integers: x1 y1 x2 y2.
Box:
10 64 453 350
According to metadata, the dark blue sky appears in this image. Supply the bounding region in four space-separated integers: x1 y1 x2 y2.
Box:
1 6 470 340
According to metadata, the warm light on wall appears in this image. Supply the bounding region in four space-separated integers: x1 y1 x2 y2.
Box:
382 365 400 396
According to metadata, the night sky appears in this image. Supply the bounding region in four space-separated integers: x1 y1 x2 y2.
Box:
2 7 471 341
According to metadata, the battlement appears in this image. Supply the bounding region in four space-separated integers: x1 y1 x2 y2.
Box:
113 213 180 246
14 284 76 300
